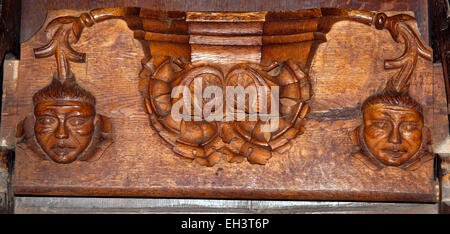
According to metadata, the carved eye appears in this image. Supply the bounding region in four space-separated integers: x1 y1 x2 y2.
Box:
37 116 57 125
400 122 419 131
67 117 88 126
371 121 389 130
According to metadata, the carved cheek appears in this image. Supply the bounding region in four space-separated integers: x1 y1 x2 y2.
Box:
65 118 94 152
364 121 391 143
66 117 94 136
34 116 59 146
363 120 393 159
399 122 423 150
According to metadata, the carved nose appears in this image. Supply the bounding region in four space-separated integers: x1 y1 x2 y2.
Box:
55 121 69 139
388 126 401 144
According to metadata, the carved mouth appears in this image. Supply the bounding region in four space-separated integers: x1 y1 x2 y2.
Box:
381 149 407 158
51 146 76 157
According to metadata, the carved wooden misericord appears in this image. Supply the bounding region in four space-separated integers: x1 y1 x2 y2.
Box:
24 8 434 167
10 7 443 202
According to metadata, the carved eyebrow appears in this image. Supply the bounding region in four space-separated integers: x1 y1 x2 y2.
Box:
399 114 422 122
378 108 419 116
370 119 390 122
381 107 419 115
373 110 422 124
369 111 392 119
382 106 412 111
46 104 83 109
35 110 58 116
67 111 94 117
378 112 395 119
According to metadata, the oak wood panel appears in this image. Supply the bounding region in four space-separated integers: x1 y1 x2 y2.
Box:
10 9 445 202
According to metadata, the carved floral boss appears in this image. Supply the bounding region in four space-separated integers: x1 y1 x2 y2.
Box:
17 8 433 168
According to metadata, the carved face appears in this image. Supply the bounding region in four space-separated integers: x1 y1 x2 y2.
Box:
363 104 423 166
34 100 95 164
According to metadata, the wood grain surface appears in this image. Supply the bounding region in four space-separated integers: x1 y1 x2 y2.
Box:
9 9 446 202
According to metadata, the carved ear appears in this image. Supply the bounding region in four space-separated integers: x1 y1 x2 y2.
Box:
423 126 432 149
16 115 48 161
78 114 113 162
98 114 112 134
397 126 434 171
15 119 24 138
350 125 385 171
350 126 360 148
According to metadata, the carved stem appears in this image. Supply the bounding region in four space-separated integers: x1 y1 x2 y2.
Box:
33 15 90 82
373 13 432 93
319 10 432 94
321 8 376 25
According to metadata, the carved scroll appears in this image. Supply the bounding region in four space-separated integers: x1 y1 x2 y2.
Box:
351 13 434 171
22 8 434 168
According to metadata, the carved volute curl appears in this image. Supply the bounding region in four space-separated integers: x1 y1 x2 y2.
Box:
351 13 434 171
23 8 434 167
15 10 121 164
373 13 433 93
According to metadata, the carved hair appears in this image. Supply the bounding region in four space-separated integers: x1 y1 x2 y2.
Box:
33 73 96 106
361 90 422 114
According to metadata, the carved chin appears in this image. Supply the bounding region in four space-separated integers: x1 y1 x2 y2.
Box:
373 150 413 166
46 147 82 164
36 134 93 164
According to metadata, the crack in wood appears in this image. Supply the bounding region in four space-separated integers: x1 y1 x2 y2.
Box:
306 107 360 121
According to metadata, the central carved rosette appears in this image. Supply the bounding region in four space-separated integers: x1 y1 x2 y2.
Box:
143 58 311 166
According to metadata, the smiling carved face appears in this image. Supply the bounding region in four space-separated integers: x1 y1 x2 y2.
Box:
363 104 423 166
34 100 95 164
